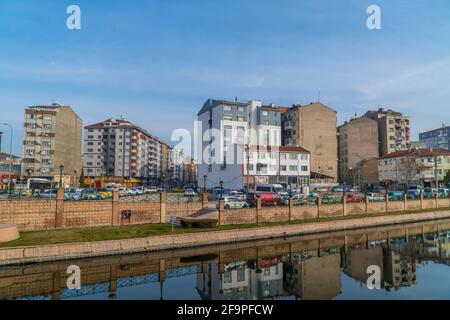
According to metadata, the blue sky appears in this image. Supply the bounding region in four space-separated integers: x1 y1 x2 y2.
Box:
1 0 450 155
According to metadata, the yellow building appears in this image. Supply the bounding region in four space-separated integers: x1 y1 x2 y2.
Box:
378 148 450 188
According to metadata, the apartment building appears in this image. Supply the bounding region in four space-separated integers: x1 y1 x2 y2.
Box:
337 116 379 184
21 103 82 182
282 102 338 181
196 99 310 190
83 118 163 183
365 108 411 156
378 148 450 189
419 125 450 151
168 148 184 183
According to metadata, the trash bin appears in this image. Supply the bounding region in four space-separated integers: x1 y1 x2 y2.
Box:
121 210 132 224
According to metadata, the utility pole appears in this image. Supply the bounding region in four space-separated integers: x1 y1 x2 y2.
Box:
435 155 439 188
2 123 13 197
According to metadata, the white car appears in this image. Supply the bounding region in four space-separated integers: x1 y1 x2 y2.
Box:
366 193 385 202
184 189 196 197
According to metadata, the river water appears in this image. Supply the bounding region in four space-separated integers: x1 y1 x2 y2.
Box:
1 219 450 300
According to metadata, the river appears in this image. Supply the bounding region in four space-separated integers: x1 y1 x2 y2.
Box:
1 218 450 300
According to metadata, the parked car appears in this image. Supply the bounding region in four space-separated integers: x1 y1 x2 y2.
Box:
65 188 83 200
144 186 159 194
81 189 101 200
388 191 404 201
246 192 280 207
229 190 245 201
345 194 364 203
423 188 437 198
37 189 57 199
184 189 196 197
255 184 290 198
96 189 112 198
407 190 420 199
438 188 449 196
219 196 250 209
366 193 385 202
131 187 145 195
172 187 185 193
321 194 342 204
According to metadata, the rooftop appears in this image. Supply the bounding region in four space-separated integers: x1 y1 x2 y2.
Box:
378 148 450 160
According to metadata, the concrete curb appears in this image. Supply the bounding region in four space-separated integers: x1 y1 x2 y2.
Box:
1 210 450 266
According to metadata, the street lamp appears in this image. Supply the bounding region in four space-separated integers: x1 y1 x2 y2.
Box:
59 165 64 189
203 175 207 193
2 123 13 197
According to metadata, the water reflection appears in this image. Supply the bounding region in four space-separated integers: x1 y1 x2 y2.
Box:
2 219 450 300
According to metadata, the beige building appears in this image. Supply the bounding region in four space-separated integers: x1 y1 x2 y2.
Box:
22 103 82 183
378 147 450 189
365 108 411 156
338 116 379 184
283 102 338 181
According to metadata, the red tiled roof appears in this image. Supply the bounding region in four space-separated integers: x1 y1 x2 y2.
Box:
378 148 450 160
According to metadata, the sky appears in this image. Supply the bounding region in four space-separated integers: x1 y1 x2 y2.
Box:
1 0 450 156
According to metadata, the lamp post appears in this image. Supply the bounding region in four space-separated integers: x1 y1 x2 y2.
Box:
59 165 64 189
2 123 13 197
220 180 224 200
203 175 207 193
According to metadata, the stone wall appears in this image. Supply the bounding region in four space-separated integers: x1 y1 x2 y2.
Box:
0 191 205 231
219 194 450 226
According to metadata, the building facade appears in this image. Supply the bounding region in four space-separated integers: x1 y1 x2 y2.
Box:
378 148 450 189
196 99 310 191
419 125 450 151
365 108 411 156
337 116 379 184
21 103 82 184
83 118 164 185
282 102 338 182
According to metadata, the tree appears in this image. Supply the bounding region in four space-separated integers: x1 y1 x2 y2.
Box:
79 170 85 188
444 170 450 188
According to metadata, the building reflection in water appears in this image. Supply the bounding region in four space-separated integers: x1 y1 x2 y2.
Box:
2 224 450 300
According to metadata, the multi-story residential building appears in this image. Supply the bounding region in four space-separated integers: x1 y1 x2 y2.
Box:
0 152 21 190
337 116 379 184
365 108 411 156
21 103 82 184
83 118 163 186
282 102 338 182
419 125 450 151
168 147 184 183
160 142 170 183
378 147 450 189
196 99 310 191
183 157 198 186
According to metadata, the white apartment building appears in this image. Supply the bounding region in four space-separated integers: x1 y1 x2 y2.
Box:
168 147 184 182
83 118 163 181
196 99 310 190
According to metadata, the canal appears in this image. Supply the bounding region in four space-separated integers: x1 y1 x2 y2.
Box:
1 218 450 300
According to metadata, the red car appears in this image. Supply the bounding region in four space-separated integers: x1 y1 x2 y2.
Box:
246 192 280 207
345 194 364 203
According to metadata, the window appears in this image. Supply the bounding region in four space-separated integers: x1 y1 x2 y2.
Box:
223 105 232 112
264 120 269 125
280 165 287 171
262 111 269 116
289 165 298 171
87 135 94 139
301 166 308 171
224 272 232 283
289 154 298 160
237 116 245 122
301 154 308 161
223 114 233 121
237 269 245 282
237 106 245 113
